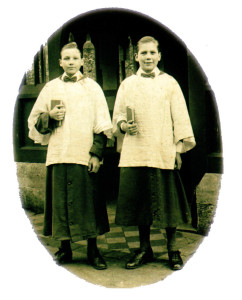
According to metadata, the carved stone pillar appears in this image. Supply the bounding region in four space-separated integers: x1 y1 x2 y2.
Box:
125 36 136 78
83 34 96 81
118 45 124 83
25 63 35 85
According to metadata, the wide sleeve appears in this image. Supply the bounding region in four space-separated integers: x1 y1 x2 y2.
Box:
89 132 107 160
92 81 113 139
35 112 57 134
28 84 51 145
170 79 196 153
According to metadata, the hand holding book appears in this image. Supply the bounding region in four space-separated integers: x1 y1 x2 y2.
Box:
49 100 65 126
121 121 138 135
121 106 138 135
126 106 135 123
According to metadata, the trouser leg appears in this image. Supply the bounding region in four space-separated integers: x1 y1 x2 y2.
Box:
87 237 107 270
138 225 151 251
166 227 184 270
125 225 153 269
55 239 72 264
166 227 178 252
60 240 71 251
87 237 98 254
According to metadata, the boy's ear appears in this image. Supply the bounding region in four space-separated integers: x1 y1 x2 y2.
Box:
134 53 139 62
59 58 63 68
80 58 84 66
158 52 161 61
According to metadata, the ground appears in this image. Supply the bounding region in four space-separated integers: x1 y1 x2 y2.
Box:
26 204 204 288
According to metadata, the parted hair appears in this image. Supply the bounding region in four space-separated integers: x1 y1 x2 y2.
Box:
60 42 81 57
137 36 160 52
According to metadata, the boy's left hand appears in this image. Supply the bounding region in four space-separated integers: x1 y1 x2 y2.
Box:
88 156 100 173
175 153 182 170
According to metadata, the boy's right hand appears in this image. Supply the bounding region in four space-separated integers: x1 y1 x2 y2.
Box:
121 120 138 135
49 105 65 121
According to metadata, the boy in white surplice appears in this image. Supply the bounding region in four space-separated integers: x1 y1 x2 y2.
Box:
28 42 112 270
112 36 196 271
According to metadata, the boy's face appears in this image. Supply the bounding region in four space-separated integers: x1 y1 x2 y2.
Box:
59 48 83 77
135 42 161 73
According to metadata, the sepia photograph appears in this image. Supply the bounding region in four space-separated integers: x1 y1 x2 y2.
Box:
1 0 241 299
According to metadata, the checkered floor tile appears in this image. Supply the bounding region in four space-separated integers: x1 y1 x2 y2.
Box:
28 208 171 255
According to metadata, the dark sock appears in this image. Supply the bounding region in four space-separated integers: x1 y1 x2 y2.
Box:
61 240 71 251
166 227 177 252
138 225 151 251
87 238 98 255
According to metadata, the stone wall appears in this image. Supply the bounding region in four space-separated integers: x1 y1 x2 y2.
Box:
196 173 222 235
16 162 46 213
16 162 222 235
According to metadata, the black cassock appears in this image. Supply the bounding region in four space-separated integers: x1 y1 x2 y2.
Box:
37 113 110 242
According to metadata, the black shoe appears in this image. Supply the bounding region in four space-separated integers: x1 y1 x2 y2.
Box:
55 247 72 264
125 248 154 269
168 250 183 270
87 250 107 270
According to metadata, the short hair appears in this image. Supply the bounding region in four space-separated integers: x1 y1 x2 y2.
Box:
137 36 160 52
60 42 81 57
